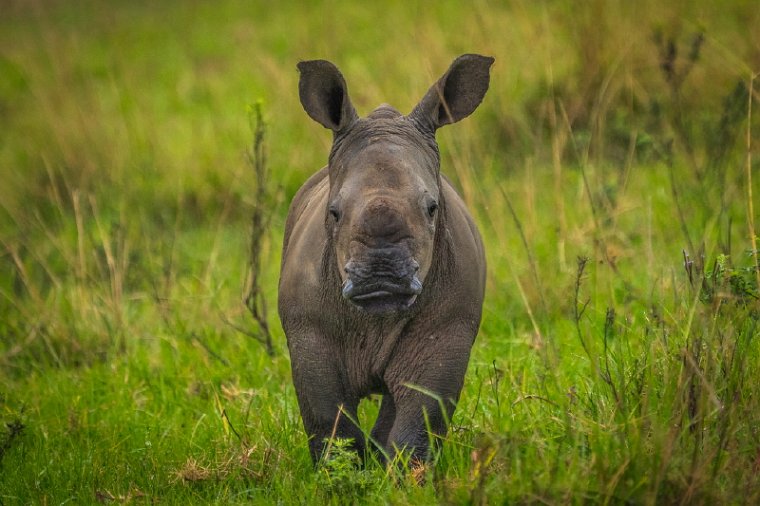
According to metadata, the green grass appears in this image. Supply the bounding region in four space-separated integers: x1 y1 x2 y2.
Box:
1 0 759 503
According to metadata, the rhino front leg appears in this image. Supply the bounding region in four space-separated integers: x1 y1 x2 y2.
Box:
384 385 457 462
288 337 364 463
383 325 476 462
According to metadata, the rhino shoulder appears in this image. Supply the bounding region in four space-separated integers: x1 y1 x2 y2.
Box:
439 176 487 298
282 166 329 261
279 168 331 316
441 177 484 259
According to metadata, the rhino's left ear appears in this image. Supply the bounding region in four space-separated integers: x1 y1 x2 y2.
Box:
409 54 494 133
297 60 359 135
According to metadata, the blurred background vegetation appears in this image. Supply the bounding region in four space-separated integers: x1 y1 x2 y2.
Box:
1 0 758 503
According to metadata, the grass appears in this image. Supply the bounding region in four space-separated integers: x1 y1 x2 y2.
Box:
1 0 759 503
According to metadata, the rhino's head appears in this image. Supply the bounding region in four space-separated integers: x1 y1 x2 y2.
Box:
297 55 493 314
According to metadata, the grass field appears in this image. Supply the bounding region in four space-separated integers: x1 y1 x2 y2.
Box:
1 0 759 504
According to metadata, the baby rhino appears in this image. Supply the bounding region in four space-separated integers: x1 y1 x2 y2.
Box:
279 54 492 464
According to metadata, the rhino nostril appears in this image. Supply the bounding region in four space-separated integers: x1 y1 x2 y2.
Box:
410 275 422 294
341 279 354 299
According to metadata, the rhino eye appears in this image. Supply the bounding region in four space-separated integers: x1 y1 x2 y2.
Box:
328 204 341 222
427 200 439 218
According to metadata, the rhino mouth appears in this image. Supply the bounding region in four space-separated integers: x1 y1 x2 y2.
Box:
342 276 422 313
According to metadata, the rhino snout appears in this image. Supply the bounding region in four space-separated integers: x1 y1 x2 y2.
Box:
341 254 422 313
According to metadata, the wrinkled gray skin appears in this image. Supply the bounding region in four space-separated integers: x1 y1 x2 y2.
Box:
279 54 493 464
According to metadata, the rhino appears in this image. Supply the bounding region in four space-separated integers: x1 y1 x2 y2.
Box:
278 54 493 464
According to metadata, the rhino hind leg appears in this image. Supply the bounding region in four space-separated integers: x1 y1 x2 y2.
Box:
369 394 396 460
302 400 366 464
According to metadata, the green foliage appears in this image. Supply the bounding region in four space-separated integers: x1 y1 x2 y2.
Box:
316 438 376 499
1 0 759 504
700 251 760 305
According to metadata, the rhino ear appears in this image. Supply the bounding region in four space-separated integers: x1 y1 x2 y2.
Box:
409 54 494 133
297 60 358 134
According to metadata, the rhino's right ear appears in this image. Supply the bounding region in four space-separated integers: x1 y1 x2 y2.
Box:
297 60 358 135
